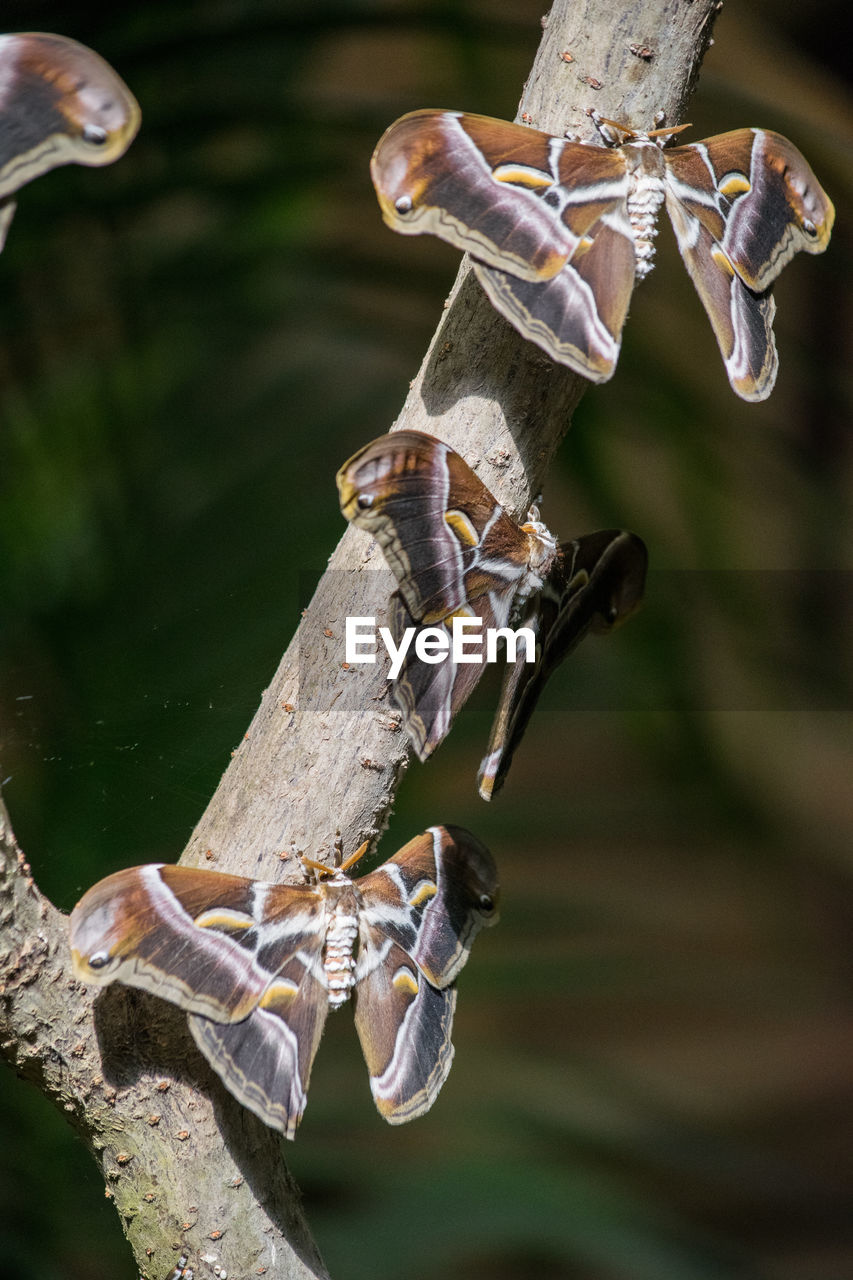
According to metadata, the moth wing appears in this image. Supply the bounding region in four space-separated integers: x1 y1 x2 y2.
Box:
337 430 532 623
472 202 635 380
478 530 648 799
353 825 499 1122
188 957 329 1141
666 129 834 294
352 931 457 1124
0 33 140 200
71 861 333 1140
359 826 500 988
0 199 16 252
389 585 514 759
665 190 778 401
370 110 628 283
71 864 322 1022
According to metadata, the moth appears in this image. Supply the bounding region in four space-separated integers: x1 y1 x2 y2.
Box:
370 109 835 401
0 32 140 251
337 430 647 795
70 825 499 1139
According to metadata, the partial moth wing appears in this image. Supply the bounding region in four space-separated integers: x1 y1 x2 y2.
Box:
352 936 457 1124
664 197 778 400
353 826 499 1121
473 207 635 379
665 129 835 293
70 864 321 1022
388 587 514 760
0 33 140 246
187 877 336 1139
478 530 648 799
188 979 328 1140
0 201 17 253
663 128 834 400
337 430 539 624
372 110 636 380
370 109 626 281
71 864 332 1138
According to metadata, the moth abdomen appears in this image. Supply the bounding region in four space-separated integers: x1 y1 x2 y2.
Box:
626 163 667 278
323 902 360 1008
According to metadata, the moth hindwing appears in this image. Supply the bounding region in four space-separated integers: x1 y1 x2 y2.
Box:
477 528 648 800
370 110 834 401
69 826 499 1138
0 33 140 251
337 430 647 791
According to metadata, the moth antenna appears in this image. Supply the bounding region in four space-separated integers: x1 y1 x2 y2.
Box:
301 854 334 879
302 839 369 879
646 121 692 143
340 840 370 873
588 110 691 147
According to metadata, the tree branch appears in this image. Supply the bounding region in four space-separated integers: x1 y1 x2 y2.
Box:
0 1 719 1275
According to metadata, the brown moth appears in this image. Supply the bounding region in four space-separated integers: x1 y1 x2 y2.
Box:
370 109 834 401
0 32 140 250
70 826 499 1139
337 430 647 793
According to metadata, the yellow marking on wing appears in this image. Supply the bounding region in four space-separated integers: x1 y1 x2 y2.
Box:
565 569 590 593
711 245 736 277
491 163 553 189
392 968 420 995
718 173 751 198
194 909 254 931
444 509 479 546
445 604 478 622
408 880 437 908
260 979 300 1008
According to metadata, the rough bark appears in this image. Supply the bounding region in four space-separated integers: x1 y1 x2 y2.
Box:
0 2 719 1276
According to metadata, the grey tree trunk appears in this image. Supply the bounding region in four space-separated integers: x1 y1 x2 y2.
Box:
0 2 719 1275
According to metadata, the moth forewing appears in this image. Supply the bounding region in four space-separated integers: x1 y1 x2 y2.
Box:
666 129 835 292
401 825 500 984
69 864 277 1023
338 433 469 622
0 33 140 218
371 109 577 281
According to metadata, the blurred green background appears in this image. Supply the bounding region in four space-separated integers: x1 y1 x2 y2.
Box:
1 1 851 1277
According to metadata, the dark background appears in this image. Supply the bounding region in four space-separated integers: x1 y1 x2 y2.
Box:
1 2 851 1277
